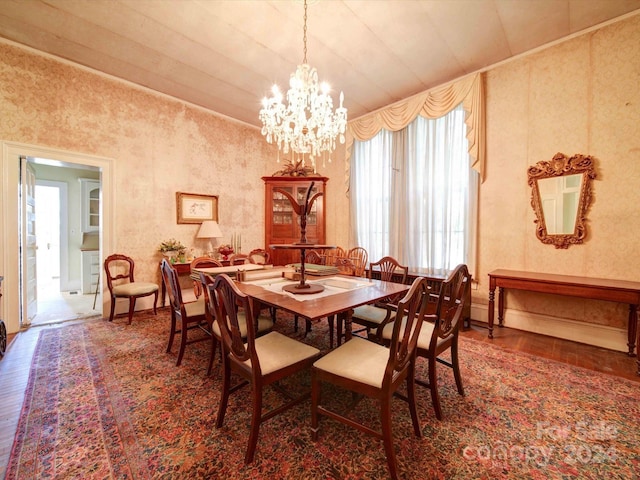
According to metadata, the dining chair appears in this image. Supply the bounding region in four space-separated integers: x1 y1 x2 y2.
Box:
347 246 368 277
199 272 274 376
322 246 346 266
210 273 321 463
349 256 409 341
103 254 159 324
248 248 271 265
311 277 430 480
229 253 252 265
160 259 210 366
190 256 222 299
333 256 357 276
304 249 323 264
378 264 471 420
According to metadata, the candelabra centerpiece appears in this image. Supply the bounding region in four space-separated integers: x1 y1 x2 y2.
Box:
271 181 331 294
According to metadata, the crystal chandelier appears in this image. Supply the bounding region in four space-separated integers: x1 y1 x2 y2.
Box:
259 0 347 166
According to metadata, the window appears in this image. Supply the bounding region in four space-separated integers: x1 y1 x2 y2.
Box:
350 105 478 275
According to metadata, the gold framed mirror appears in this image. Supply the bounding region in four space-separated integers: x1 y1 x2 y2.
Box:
527 152 596 249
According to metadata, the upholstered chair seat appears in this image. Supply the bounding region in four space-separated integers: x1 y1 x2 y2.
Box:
112 282 158 297
210 312 273 339
241 331 319 375
313 336 389 388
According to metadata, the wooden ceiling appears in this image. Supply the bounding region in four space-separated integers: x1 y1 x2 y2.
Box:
1 0 639 126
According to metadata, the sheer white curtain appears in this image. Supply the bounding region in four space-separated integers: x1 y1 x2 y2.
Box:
350 105 478 275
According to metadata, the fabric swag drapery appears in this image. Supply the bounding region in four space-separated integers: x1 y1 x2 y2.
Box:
344 72 485 191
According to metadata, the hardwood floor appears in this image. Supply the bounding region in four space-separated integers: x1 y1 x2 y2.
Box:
0 319 638 476
463 321 640 382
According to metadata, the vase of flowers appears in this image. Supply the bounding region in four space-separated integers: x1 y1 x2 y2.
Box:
217 244 234 261
158 238 187 263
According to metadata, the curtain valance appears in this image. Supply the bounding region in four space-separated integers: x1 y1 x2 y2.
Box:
345 72 485 190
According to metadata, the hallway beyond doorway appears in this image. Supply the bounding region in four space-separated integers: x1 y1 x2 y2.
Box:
33 278 100 326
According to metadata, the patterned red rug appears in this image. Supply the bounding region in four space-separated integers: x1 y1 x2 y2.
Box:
6 309 640 479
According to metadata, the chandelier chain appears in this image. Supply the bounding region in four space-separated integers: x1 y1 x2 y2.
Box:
303 0 308 63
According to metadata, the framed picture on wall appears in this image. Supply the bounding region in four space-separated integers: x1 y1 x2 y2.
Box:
176 192 219 224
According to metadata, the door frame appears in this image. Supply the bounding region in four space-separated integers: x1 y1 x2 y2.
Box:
1 141 114 334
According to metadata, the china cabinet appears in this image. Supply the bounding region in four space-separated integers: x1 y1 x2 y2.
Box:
262 176 327 266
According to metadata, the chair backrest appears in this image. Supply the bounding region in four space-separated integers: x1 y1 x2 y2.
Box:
199 272 217 330
333 256 356 276
323 246 346 266
305 249 323 264
429 264 471 346
191 256 223 270
368 256 408 283
382 276 431 388
160 259 185 313
347 247 368 277
104 254 135 292
229 253 252 265
248 249 271 265
208 274 258 368
368 256 409 304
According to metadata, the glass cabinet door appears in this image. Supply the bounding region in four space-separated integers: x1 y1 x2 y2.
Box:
80 179 100 232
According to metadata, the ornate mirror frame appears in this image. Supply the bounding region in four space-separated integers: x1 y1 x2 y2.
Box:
527 152 596 249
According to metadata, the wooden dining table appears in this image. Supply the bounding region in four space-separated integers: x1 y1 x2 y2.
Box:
235 275 410 343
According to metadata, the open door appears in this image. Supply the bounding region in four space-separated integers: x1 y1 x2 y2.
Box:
20 157 37 326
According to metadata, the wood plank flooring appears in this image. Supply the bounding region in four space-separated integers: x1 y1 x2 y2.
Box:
0 319 638 476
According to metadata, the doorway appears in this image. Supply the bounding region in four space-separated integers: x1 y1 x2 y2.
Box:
0 141 114 335
33 180 98 326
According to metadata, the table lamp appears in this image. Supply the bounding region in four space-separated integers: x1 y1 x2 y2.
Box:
197 220 223 256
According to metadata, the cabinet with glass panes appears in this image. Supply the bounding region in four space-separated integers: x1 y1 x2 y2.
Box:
262 176 327 265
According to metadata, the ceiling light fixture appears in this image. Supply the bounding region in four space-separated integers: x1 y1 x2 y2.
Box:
259 0 347 168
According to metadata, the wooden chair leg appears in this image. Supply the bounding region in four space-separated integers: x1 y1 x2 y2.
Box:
328 316 335 348
429 357 443 420
176 317 187 366
407 363 422 437
108 296 116 322
216 352 231 429
305 319 312 336
166 312 177 353
380 396 399 480
127 298 136 325
245 383 263 463
207 337 218 376
452 340 465 396
152 291 158 315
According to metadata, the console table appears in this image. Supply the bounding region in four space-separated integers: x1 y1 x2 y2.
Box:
488 269 640 367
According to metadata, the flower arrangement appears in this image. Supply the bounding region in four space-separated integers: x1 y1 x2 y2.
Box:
218 244 234 260
158 238 186 254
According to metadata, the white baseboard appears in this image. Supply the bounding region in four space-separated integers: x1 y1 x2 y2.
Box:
470 304 629 353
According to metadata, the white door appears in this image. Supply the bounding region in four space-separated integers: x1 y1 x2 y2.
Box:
21 158 38 326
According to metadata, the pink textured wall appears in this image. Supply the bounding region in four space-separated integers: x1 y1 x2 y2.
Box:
479 14 640 332
0 41 344 287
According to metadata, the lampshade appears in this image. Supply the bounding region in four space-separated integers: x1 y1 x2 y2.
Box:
197 220 223 239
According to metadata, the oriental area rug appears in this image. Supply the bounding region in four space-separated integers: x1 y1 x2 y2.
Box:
6 310 640 479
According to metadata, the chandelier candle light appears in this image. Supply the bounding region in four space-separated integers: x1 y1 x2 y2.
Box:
259 0 347 169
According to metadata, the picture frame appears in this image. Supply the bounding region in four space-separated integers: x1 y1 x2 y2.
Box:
176 192 219 224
